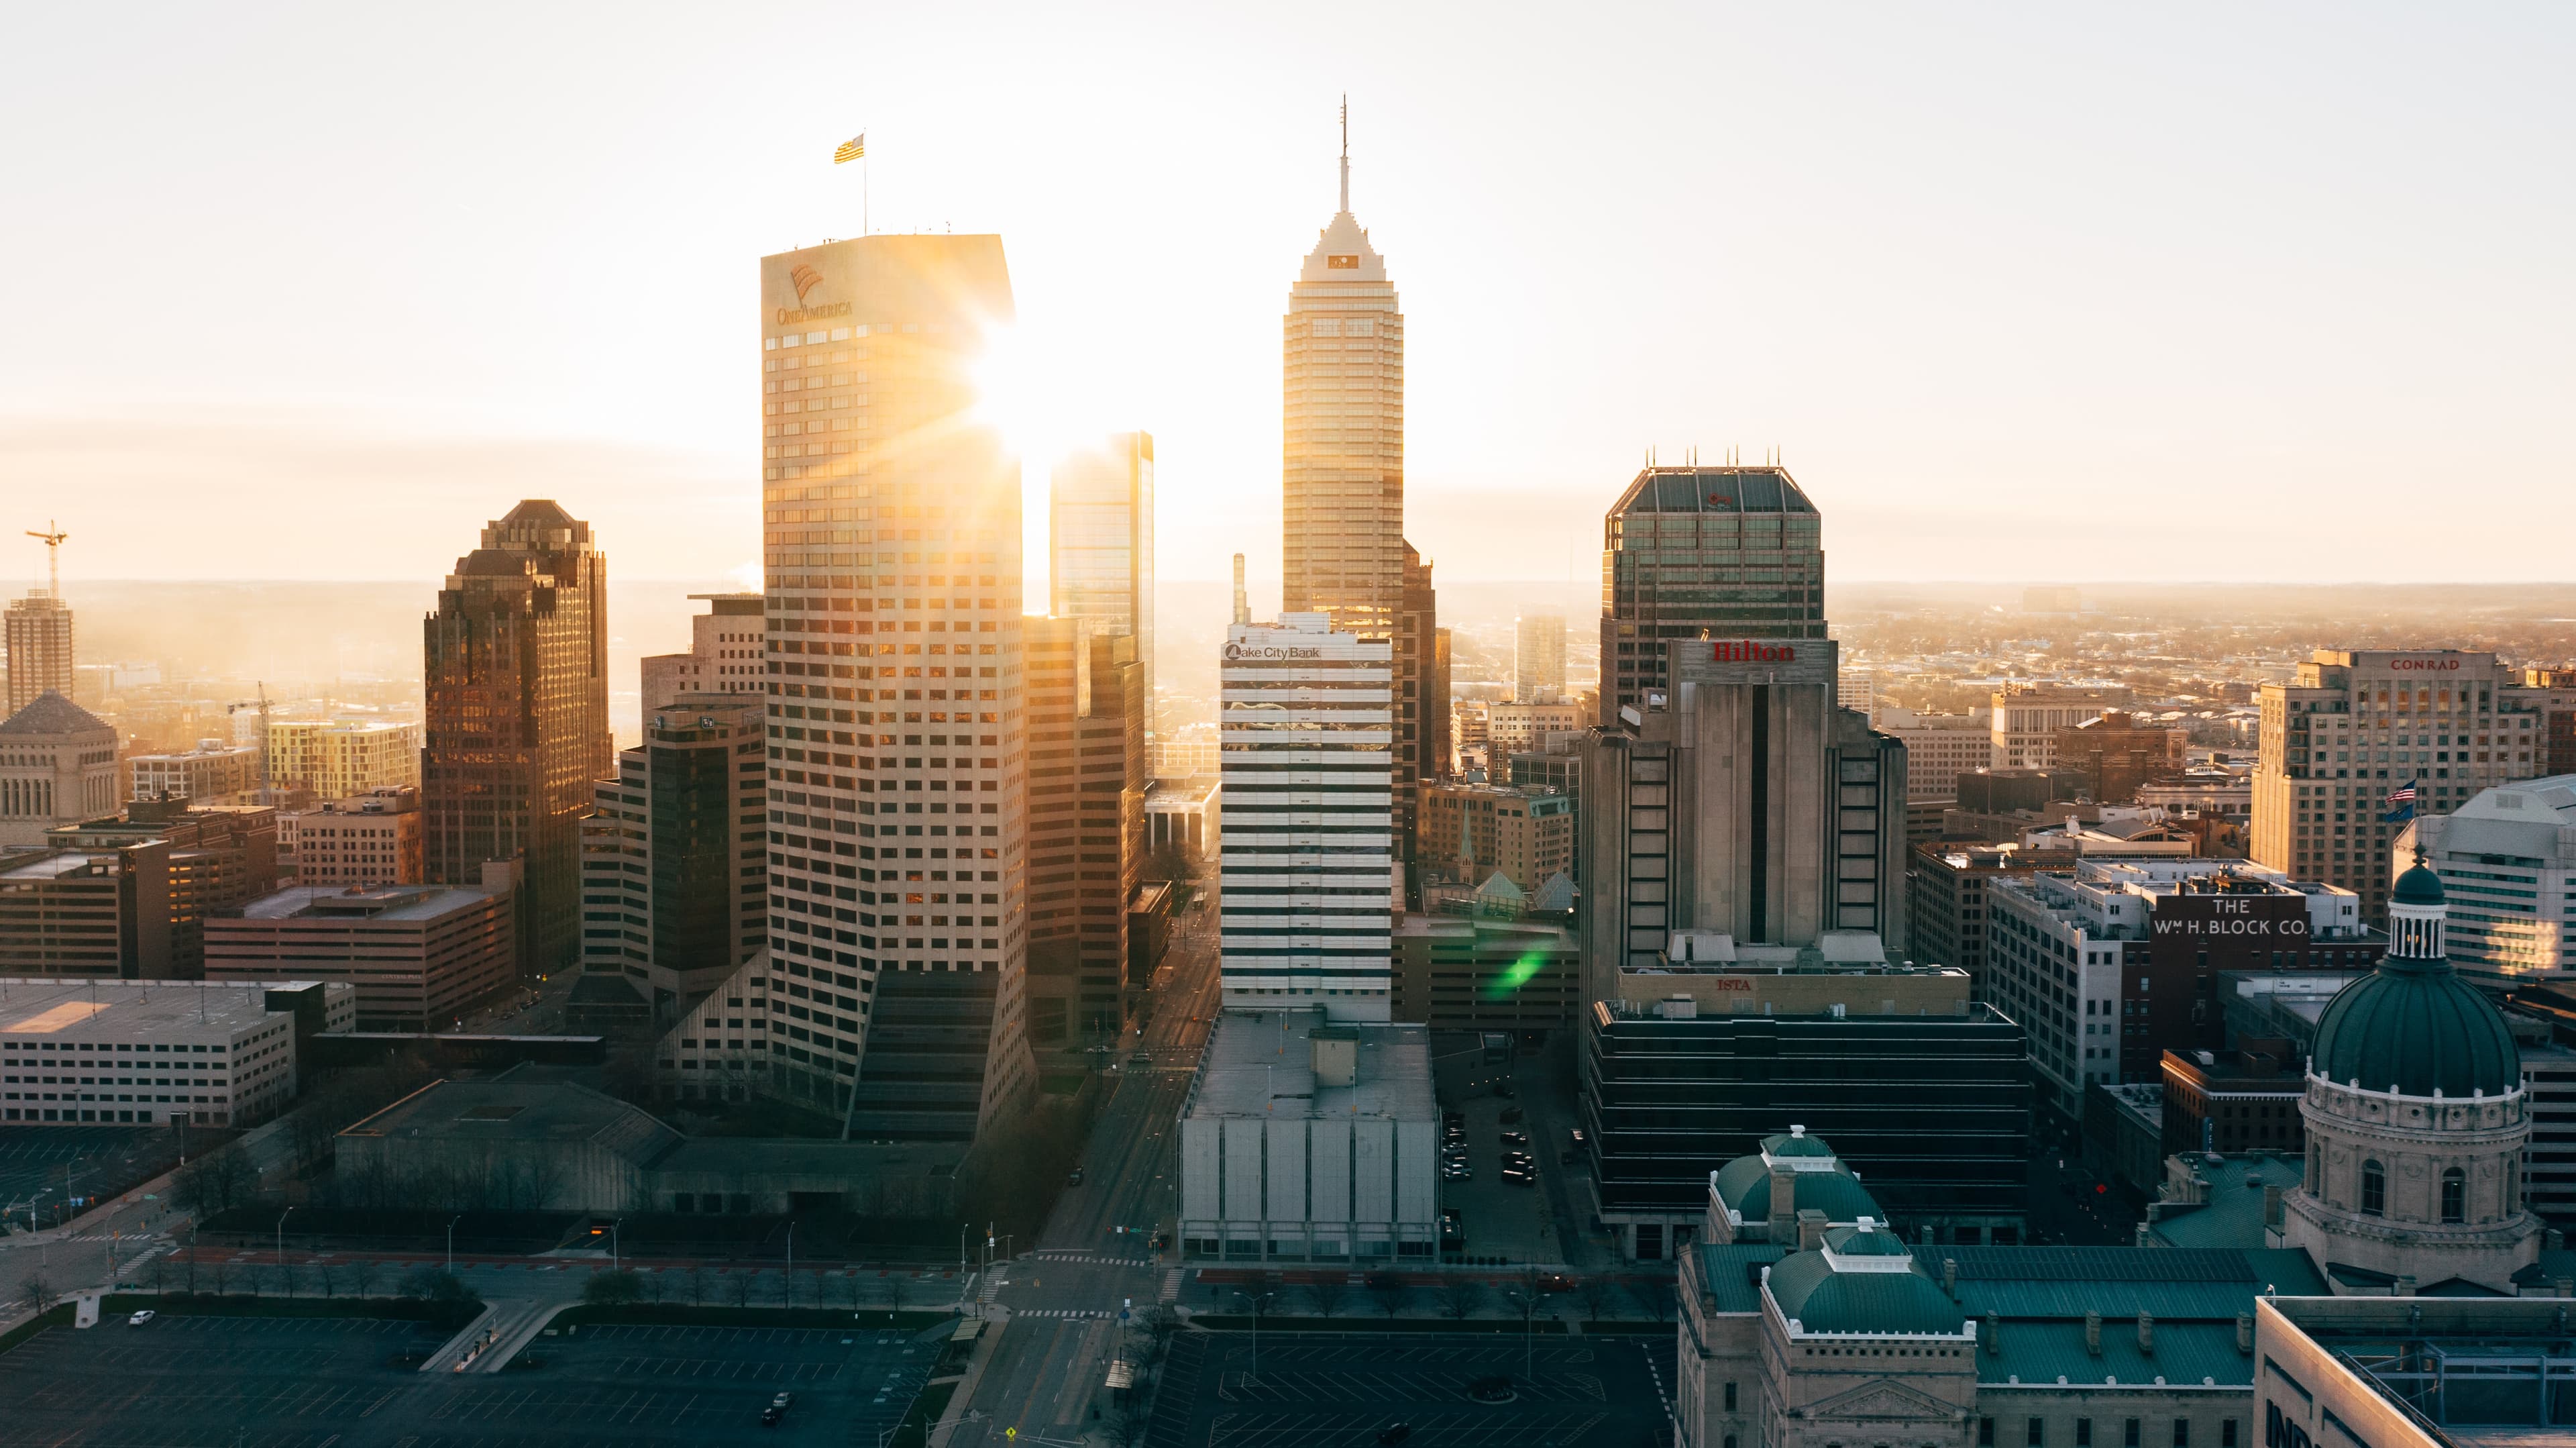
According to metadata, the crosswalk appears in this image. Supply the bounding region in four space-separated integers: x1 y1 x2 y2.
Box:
977 1273 1004 1306
1160 1268 1183 1304
1013 1307 1114 1319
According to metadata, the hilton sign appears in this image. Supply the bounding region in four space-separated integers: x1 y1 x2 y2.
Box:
1709 641 1797 663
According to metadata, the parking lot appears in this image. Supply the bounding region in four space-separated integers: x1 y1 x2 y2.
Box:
0 1125 187 1225
1433 1041 1578 1267
1146 1331 1676 1448
0 1311 943 1447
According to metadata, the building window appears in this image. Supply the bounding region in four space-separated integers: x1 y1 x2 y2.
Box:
2174 1423 2190 1448
2221 1422 2237 1448
2076 1423 2092 1448
2361 1159 2386 1217
2441 1168 2465 1224
2030 1420 2047 1446
2124 1421 2141 1448
1981 1419 1996 1447
1723 1383 1735 1411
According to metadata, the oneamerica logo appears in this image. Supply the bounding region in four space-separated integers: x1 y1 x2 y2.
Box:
1225 644 1324 660
1711 641 1797 662
2390 658 2463 672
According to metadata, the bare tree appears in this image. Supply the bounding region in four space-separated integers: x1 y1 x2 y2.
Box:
19 1272 49 1314
884 1272 912 1315
1436 1277 1485 1321
1571 1275 1615 1323
350 1257 380 1298
278 1260 307 1299
848 1271 870 1311
1306 1276 1350 1320
688 1264 710 1305
1628 1277 1674 1324
208 1260 233 1297
646 1268 668 1305
728 1268 755 1308
146 1253 170 1295
1367 1275 1411 1319
315 1261 342 1299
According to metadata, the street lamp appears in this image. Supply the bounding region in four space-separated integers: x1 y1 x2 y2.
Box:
276 1205 298 1271
446 1214 464 1274
1227 1288 1278 1385
608 1218 622 1273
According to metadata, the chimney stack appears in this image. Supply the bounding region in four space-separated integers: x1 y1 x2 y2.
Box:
2137 1312 2155 1357
2236 1311 2254 1355
1942 1258 1958 1297
1769 1166 1797 1240
2084 1310 2102 1356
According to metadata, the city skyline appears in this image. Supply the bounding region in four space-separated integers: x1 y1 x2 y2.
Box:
6 5 2571 596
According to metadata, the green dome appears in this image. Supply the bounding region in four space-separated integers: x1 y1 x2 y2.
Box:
1765 1249 1966 1336
2392 860 2445 907
1711 1155 1885 1225
2311 956 2520 1098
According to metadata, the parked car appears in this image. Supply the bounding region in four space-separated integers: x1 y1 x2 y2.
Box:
771 1392 797 1411
1067 1166 1085 1186
1499 1106 1525 1124
1499 1130 1529 1147
1378 1425 1413 1445
127 1310 155 1327
1130 1051 1153 1066
1500 1168 1532 1186
1568 1127 1588 1147
1493 1082 1516 1099
1537 1274 1574 1293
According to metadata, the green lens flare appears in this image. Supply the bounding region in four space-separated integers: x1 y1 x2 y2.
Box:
1482 951 1549 1000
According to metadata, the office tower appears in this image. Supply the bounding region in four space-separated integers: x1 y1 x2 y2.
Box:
1281 117 1405 639
2404 776 2576 987
1577 635 1908 1001
1395 541 1442 847
1487 700 1585 759
1872 707 1990 803
1987 684 2131 769
5 525 74 713
1024 619 1145 1044
1415 780 1572 894
752 234 1034 1140
0 978 346 1128
2253 649 2540 920
48 797 282 977
641 593 766 710
0 840 170 978
1050 433 1155 737
1515 609 1566 705
209 864 516 1031
278 788 423 888
578 696 767 1023
1230 553 1250 626
0 692 117 847
1220 613 1393 1020
2051 710 2184 803
1597 466 1825 725
263 719 422 798
421 501 612 977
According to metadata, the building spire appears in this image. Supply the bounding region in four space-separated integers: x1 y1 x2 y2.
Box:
1232 553 1251 626
1338 95 1350 214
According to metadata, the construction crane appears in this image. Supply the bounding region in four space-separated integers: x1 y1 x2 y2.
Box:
24 521 66 599
225 682 274 797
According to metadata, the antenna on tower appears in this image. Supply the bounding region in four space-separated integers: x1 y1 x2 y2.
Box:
1339 95 1351 213
24 521 66 601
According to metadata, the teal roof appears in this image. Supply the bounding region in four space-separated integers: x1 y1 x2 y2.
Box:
1824 1223 1911 1257
2392 859 2444 906
1939 1247 2326 1321
1981 1320 2253 1390
2310 952 2519 1098
2145 1152 2304 1250
1761 1129 1837 1159
1697 1244 1788 1314
1766 1251 1969 1337
1711 1153 1885 1225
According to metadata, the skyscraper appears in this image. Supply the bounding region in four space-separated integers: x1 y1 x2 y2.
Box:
641 592 767 709
1282 113 1441 859
1282 115 1405 639
2253 649 2542 920
1049 432 1155 734
1219 613 1393 1021
1515 609 1566 705
1598 465 1826 725
421 500 611 976
1024 619 1144 1043
3 594 73 715
753 234 1034 1140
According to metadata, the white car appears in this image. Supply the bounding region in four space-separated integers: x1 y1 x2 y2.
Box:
127 1310 156 1327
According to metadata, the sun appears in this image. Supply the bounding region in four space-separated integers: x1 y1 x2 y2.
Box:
969 325 1087 467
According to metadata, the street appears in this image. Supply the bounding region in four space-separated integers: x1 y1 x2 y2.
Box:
943 874 1224 1448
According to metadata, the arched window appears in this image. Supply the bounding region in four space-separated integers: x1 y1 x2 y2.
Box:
2441 1168 2465 1225
2361 1159 2386 1217
2506 1161 2519 1214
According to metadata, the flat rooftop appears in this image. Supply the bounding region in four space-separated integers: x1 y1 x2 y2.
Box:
0 978 318 1041
239 882 495 923
1187 1009 1434 1122
0 849 129 882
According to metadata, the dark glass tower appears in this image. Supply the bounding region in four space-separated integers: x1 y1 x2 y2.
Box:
1599 466 1825 725
423 500 611 976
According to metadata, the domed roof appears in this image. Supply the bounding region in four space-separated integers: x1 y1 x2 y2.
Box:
2312 856 2518 1098
2392 858 2445 907
1711 1155 1884 1225
1764 1239 1966 1337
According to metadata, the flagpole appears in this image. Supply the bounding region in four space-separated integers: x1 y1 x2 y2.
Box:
864 152 871 235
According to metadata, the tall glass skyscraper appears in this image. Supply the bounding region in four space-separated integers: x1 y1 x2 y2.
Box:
1049 431 1155 735
751 234 1035 1141
1598 465 1827 725
422 500 612 976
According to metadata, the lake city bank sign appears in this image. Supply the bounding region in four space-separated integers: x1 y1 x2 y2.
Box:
1225 644 1323 661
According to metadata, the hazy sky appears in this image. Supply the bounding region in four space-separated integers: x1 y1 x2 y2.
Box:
4 3 2570 601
